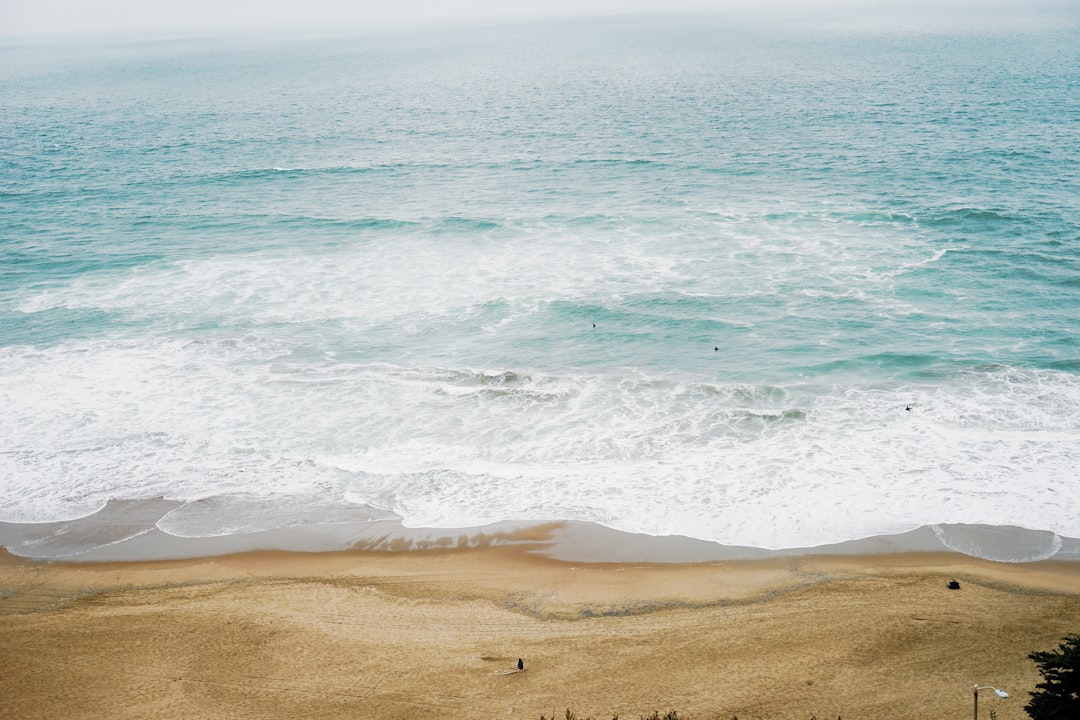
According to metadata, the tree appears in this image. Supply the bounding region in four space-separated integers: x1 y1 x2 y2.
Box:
1026 634 1080 720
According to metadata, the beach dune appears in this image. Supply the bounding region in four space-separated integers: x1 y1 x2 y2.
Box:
2 544 1078 720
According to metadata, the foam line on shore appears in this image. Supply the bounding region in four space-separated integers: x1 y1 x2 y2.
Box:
0 498 1076 565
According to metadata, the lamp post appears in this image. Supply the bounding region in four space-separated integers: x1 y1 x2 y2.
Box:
973 684 1008 720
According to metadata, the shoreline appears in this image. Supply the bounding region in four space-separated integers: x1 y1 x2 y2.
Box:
2 497 1078 565
3 543 1079 719
5 542 1080 609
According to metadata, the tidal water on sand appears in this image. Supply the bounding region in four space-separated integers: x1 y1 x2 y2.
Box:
1 15 1078 561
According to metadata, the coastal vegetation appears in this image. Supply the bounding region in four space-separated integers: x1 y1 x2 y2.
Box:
1026 634 1080 720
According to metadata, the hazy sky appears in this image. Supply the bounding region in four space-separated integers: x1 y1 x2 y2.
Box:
0 0 1073 39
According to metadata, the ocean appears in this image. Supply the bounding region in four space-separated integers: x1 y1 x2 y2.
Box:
1 15 1078 562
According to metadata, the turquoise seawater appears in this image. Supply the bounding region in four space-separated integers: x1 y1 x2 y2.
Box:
1 17 1078 555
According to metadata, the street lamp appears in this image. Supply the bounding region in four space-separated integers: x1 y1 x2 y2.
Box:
974 684 1009 720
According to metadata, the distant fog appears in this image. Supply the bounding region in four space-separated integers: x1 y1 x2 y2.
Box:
2 0 1076 40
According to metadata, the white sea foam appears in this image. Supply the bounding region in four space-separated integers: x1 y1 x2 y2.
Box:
8 202 946 341
12 231 688 333
2 327 1078 549
2 209 1076 545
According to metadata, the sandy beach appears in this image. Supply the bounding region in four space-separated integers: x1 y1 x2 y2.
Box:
3 539 1079 720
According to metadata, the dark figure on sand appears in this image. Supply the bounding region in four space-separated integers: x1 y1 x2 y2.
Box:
518 658 524 670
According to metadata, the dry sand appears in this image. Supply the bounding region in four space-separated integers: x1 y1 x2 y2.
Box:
2 545 1078 720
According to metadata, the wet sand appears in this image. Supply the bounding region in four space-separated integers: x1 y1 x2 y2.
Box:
2 544 1078 720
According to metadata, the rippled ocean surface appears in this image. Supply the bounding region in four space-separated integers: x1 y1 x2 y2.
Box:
1 16 1078 556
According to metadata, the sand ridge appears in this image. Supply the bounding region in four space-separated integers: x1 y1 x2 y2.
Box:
2 547 1078 720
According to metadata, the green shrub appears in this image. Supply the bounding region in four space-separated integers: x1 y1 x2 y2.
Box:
1027 634 1080 720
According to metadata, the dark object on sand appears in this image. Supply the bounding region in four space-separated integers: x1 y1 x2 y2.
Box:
518 658 524 670
948 579 960 590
